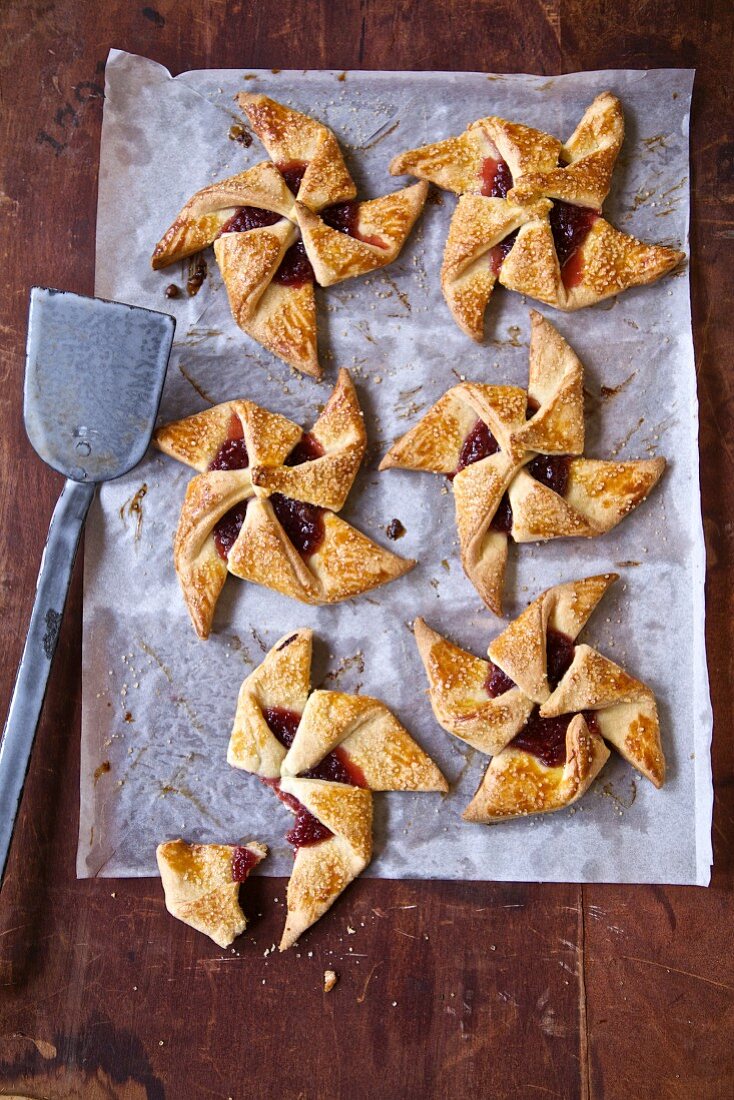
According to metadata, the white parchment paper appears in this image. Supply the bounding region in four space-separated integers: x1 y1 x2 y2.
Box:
81 50 711 884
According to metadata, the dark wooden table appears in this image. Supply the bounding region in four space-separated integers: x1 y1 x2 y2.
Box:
1 2 732 1097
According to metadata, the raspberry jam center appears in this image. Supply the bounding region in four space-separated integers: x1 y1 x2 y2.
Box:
231 845 259 882
545 627 575 689
285 808 333 849
489 229 519 275
303 746 367 787
209 438 249 472
511 708 572 768
526 453 572 497
273 239 314 288
455 419 499 475
285 432 325 466
209 416 251 561
481 156 513 198
511 708 600 769
213 502 250 561
277 160 308 196
263 706 301 749
263 778 334 851
322 201 359 236
270 493 325 557
220 206 281 234
490 493 513 534
262 705 366 787
321 201 386 249
549 200 599 287
485 662 515 697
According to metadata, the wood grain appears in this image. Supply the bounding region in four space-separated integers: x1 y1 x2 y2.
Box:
0 1 732 1097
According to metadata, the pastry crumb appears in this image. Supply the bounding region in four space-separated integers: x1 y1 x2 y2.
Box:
323 969 338 992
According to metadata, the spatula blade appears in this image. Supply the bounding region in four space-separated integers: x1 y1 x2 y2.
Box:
24 288 175 483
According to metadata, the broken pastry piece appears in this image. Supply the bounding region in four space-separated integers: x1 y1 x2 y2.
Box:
415 573 665 823
275 777 373 952
228 629 446 949
390 92 684 337
156 838 267 948
380 312 665 615
152 94 427 376
154 369 414 638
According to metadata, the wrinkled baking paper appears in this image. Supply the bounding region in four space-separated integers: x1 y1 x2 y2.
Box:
81 50 710 885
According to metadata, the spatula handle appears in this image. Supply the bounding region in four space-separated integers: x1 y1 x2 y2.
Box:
0 478 95 886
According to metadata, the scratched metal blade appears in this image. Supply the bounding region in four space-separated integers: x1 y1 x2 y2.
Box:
24 288 175 483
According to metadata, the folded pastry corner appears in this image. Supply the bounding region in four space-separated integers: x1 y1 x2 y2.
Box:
278 778 373 951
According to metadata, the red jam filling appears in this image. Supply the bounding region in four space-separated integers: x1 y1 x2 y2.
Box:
489 229 520 276
213 502 250 561
262 778 334 851
270 493 325 557
285 432 325 467
263 706 301 749
285 808 333 849
511 707 600 768
549 200 599 288
262 705 366 787
220 206 281 234
490 493 513 534
231 845 259 882
526 453 572 497
277 160 308 196
209 416 251 560
454 419 499 476
273 239 314 288
545 627 575 689
485 662 515 697
480 156 513 198
511 708 571 768
209 437 249 472
303 746 367 787
321 201 387 250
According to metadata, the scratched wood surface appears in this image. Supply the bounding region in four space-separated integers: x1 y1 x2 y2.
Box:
0 2 732 1098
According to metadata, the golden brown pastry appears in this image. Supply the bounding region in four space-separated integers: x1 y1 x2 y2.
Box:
390 92 684 337
380 312 665 615
156 838 267 948
227 629 446 949
152 94 428 376
277 778 372 951
154 369 414 638
229 627 447 792
415 573 665 823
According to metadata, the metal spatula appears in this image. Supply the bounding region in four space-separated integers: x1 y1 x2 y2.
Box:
0 288 175 884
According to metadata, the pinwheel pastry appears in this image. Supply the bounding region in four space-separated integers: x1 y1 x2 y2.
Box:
390 92 684 338
152 93 428 376
154 369 413 638
228 628 447 950
380 312 665 615
415 573 664 822
156 838 267 948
